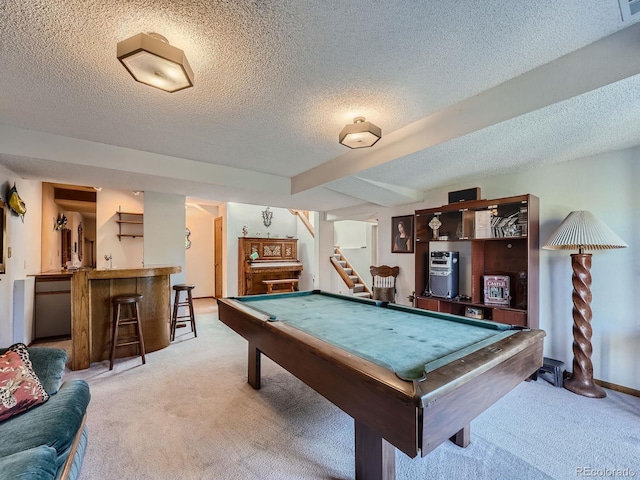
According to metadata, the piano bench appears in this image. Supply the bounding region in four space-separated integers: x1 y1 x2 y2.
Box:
263 279 300 294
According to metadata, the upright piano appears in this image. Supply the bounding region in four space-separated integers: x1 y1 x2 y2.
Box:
238 237 303 295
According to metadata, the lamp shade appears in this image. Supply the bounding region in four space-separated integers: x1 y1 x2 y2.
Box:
543 210 628 251
339 117 382 149
117 33 194 93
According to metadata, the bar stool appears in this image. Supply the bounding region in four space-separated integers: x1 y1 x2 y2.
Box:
171 284 197 341
110 293 146 370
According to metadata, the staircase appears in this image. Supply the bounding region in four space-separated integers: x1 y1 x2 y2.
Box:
330 247 372 299
288 209 315 237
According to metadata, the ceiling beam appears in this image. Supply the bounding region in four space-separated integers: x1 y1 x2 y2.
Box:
291 22 640 194
0 124 290 195
324 176 423 207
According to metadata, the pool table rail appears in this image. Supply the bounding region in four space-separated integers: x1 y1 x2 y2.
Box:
415 328 545 405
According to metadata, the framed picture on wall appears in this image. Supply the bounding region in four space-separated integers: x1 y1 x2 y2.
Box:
391 215 414 253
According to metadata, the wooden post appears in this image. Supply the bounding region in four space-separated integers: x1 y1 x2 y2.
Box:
71 270 91 370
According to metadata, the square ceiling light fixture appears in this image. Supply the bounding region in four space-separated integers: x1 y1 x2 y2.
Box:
339 117 382 149
117 33 194 93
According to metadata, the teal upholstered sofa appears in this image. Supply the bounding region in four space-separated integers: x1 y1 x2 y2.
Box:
0 347 90 480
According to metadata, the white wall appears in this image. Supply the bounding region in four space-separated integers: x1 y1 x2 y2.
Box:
372 148 638 390
185 204 216 297
295 212 317 291
96 190 144 269
318 217 338 293
143 191 186 286
0 174 41 346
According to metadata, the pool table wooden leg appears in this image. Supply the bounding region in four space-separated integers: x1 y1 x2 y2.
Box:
449 423 470 448
248 343 261 390
355 419 395 480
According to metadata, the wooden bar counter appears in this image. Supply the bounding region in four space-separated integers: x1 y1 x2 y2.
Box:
70 265 181 370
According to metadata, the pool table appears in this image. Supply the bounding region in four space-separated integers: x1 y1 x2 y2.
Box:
217 290 545 480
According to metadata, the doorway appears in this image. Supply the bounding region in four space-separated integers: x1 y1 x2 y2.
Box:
41 183 96 271
214 216 223 298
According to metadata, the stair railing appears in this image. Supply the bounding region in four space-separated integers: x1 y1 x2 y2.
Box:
330 247 372 296
288 209 315 238
330 255 356 289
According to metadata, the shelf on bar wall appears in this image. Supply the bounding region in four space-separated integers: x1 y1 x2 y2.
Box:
116 211 143 240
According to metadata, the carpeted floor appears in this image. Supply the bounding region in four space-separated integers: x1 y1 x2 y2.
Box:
64 299 640 480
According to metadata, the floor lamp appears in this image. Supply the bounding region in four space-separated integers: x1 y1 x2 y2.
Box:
543 211 628 398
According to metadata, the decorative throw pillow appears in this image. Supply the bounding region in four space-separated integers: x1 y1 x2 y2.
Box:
0 344 50 422
28 347 68 395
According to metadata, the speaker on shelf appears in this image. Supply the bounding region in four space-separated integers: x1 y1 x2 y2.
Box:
448 187 480 204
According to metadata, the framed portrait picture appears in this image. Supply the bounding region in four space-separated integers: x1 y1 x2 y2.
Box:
391 215 414 253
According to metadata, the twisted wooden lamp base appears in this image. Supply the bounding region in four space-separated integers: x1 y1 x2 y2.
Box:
563 253 606 398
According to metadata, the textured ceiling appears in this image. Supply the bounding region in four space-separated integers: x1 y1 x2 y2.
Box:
0 0 639 218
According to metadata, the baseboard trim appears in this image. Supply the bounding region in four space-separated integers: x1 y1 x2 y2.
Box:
595 379 640 398
563 372 640 397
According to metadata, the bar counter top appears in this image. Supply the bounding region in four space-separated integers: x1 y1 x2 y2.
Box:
70 265 181 370
85 265 180 279
35 265 179 279
33 270 74 278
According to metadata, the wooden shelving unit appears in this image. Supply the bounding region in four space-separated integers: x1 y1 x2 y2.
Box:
116 211 143 240
414 194 539 328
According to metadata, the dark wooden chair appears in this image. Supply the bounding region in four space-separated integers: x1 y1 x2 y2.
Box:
369 265 399 302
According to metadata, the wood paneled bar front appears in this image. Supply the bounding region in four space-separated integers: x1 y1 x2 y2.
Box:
70 265 181 370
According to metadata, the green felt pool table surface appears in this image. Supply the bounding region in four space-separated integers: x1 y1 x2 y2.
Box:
236 290 517 380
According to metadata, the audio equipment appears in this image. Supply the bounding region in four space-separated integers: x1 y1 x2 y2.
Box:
448 187 480 204
429 251 459 298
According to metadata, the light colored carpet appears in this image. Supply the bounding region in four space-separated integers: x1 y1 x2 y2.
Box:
65 302 640 480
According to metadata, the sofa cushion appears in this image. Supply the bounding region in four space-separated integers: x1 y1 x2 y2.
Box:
0 445 57 480
0 347 49 422
26 348 68 395
0 379 90 459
